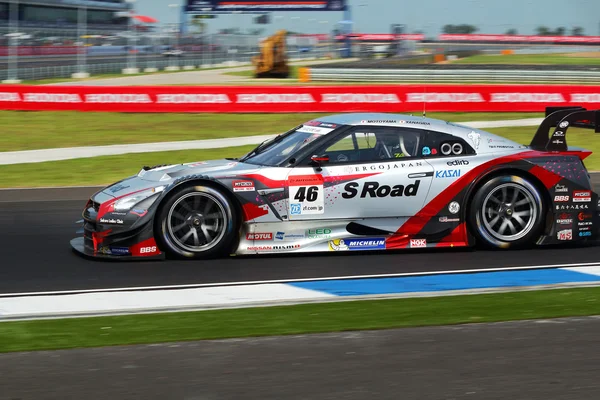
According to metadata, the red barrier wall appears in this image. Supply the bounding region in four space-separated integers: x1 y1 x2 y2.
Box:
0 85 599 113
0 46 82 56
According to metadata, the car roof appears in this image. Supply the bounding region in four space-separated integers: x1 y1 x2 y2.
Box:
317 113 446 128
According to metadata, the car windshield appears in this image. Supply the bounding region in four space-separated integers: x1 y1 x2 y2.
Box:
241 122 338 166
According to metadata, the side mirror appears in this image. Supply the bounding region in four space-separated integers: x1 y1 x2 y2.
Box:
310 154 329 165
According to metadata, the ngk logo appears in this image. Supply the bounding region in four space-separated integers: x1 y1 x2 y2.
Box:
246 233 273 241
410 239 427 248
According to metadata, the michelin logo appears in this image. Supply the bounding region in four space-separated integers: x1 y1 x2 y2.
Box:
329 238 386 251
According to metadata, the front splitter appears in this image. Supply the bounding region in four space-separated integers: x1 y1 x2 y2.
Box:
70 237 165 261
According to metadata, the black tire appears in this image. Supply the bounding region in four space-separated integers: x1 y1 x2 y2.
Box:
155 184 239 259
469 175 545 249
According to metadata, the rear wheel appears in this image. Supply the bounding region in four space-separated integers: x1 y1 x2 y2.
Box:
469 175 545 249
156 185 238 259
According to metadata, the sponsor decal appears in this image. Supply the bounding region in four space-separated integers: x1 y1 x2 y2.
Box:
24 93 82 103
86 94 151 103
557 229 572 241
304 121 337 128
361 119 397 124
342 180 420 199
489 145 516 149
447 160 469 166
579 225 592 231
289 174 325 215
398 120 431 125
297 125 335 135
237 93 315 103
571 94 600 103
573 190 591 202
578 221 593 227
353 161 423 171
467 131 481 149
556 204 589 210
410 239 427 248
435 169 460 178
328 238 386 251
139 246 157 254
556 213 573 225
406 93 484 103
307 228 332 239
448 201 460 214
579 231 592 237
422 147 431 156
272 244 301 251
554 195 569 202
554 184 568 193
0 92 20 102
274 232 305 241
99 218 124 224
552 139 564 145
130 209 147 217
110 247 130 255
156 94 231 103
321 93 400 103
232 180 255 192
439 216 460 223
246 232 273 241
554 131 565 137
578 212 593 221
559 121 569 128
247 245 273 251
490 93 566 103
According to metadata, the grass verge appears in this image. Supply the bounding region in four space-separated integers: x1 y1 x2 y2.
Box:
451 53 600 65
223 65 300 79
0 111 541 152
1 287 599 353
0 146 255 187
4 124 600 188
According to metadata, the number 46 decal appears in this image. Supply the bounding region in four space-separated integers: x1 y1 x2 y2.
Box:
289 175 325 216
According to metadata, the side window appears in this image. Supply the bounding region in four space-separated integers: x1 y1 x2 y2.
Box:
421 130 475 158
322 126 422 164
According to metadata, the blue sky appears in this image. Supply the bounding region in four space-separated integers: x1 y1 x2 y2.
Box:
134 0 600 37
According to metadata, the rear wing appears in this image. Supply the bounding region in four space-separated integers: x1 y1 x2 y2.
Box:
530 106 600 152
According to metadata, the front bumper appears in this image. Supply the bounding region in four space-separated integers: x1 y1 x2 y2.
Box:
70 236 165 261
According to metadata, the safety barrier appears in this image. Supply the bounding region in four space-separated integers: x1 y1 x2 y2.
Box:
0 84 599 113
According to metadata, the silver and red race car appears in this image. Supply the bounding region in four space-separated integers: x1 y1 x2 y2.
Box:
71 107 600 260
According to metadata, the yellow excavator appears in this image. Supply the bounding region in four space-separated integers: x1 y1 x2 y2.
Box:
252 30 290 78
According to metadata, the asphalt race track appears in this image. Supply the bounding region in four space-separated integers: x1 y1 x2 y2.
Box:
0 171 599 294
2 317 600 399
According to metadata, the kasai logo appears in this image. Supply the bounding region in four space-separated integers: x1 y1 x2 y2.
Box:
435 169 460 178
342 181 420 199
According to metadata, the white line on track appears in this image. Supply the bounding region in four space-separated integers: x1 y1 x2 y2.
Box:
0 118 543 165
3 260 600 298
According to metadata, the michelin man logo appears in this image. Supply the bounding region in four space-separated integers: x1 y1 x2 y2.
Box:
329 239 349 251
467 131 480 150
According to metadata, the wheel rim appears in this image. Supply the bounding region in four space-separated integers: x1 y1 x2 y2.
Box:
481 183 537 242
167 192 227 252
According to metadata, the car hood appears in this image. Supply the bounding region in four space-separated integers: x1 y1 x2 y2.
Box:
96 159 261 201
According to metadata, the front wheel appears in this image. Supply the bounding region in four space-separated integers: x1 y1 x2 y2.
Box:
469 175 545 249
156 185 239 259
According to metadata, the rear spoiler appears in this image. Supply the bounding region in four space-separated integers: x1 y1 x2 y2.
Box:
530 106 600 152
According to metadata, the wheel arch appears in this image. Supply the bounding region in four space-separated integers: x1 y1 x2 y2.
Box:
463 166 553 239
152 175 244 252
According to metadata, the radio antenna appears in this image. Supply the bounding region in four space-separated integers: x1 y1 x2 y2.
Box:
422 85 427 117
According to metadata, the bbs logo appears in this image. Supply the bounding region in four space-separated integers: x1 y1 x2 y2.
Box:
140 246 157 254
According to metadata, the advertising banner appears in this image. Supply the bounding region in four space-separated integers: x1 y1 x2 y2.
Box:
0 85 599 113
185 0 347 13
438 34 600 44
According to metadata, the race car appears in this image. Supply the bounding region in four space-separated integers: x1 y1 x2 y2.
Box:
71 107 600 260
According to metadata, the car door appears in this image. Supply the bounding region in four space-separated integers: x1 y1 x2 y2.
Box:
286 125 434 220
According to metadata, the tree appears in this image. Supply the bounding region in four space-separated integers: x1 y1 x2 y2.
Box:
536 26 550 36
572 26 585 36
554 26 566 36
442 24 478 34
505 28 518 35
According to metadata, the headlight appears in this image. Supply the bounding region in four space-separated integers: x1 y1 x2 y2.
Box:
114 186 166 211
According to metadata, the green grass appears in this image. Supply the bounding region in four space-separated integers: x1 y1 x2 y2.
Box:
0 146 255 188
452 53 600 65
0 111 541 152
1 287 599 353
223 65 300 79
